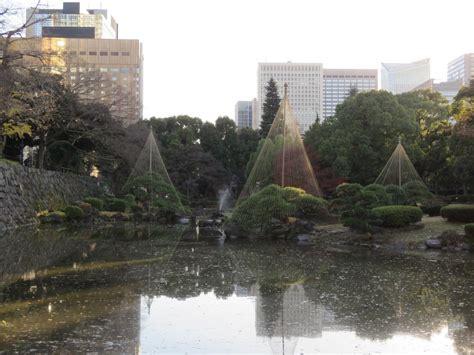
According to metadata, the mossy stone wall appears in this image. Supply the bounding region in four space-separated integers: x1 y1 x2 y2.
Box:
0 163 99 231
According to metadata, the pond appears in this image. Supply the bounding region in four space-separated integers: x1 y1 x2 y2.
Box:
0 225 473 354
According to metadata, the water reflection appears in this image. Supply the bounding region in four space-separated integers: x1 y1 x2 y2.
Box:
0 226 473 353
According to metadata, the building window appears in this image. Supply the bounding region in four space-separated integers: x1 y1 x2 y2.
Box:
111 51 119 56
89 51 97 56
80 51 86 55
122 52 130 56
100 51 108 56
70 51 77 56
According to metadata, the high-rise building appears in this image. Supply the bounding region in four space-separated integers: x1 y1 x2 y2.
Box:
21 2 143 125
412 79 463 103
381 58 430 94
322 69 378 119
447 53 474 86
234 100 255 128
257 62 323 133
26 2 118 39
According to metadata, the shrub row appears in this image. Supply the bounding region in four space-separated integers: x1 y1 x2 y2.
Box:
372 206 423 227
441 204 474 223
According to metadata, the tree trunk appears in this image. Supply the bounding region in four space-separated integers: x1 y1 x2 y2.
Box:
37 132 46 170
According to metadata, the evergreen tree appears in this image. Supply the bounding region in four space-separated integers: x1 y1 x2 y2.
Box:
260 78 281 138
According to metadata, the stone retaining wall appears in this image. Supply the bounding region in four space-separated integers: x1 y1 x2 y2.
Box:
0 163 100 231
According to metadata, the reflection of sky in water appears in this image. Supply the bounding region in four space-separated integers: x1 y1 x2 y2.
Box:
140 293 456 354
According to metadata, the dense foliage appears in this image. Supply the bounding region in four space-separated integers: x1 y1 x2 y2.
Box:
441 204 474 223
372 206 423 227
229 184 328 231
305 85 474 194
260 78 281 138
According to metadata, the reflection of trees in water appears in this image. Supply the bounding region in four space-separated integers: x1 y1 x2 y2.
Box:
1 227 474 352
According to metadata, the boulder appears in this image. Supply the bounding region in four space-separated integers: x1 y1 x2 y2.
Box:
425 239 442 249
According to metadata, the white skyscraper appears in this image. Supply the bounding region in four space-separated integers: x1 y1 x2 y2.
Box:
447 53 474 86
381 58 430 94
257 62 323 133
323 69 378 119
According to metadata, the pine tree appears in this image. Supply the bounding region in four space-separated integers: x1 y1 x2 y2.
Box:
260 78 281 138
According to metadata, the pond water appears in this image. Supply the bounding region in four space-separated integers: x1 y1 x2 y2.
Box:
0 225 473 354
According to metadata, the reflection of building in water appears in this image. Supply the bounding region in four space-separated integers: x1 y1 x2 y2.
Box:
252 284 336 338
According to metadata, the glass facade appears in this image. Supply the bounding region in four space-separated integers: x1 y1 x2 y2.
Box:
234 101 253 128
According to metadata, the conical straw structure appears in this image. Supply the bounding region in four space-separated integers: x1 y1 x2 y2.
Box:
375 139 425 187
238 85 321 203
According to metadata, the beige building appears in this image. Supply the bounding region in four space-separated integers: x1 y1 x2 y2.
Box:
11 37 143 125
323 68 378 119
257 62 323 133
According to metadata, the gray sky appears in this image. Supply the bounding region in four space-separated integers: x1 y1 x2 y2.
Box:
16 0 474 122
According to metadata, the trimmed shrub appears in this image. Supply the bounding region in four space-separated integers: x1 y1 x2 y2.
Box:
465 224 474 246
363 184 392 206
123 173 186 213
281 186 306 201
107 198 128 212
229 184 328 231
123 194 136 205
341 205 378 233
83 197 104 211
385 185 407 205
64 205 84 221
294 194 329 219
335 183 363 198
402 181 433 205
465 223 474 238
441 204 474 223
372 205 423 227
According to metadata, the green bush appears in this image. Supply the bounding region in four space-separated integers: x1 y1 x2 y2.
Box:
372 205 423 227
464 223 474 238
123 194 136 204
83 197 104 211
385 185 407 205
341 205 378 233
441 204 474 223
294 194 329 219
335 183 363 198
363 184 392 206
402 181 433 205
106 198 128 212
122 173 186 214
229 184 328 231
343 217 372 233
64 205 84 221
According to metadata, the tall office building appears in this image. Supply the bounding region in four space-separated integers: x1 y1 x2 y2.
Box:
26 2 118 39
447 53 474 86
20 2 143 125
322 69 378 119
257 62 323 133
381 58 430 94
234 100 255 128
412 79 463 103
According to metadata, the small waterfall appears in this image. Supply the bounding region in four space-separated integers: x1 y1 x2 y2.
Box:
218 188 231 212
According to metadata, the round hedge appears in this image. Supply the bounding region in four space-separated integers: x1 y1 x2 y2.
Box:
64 205 85 221
107 198 128 212
465 223 474 238
372 205 423 227
83 197 104 211
440 204 474 223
